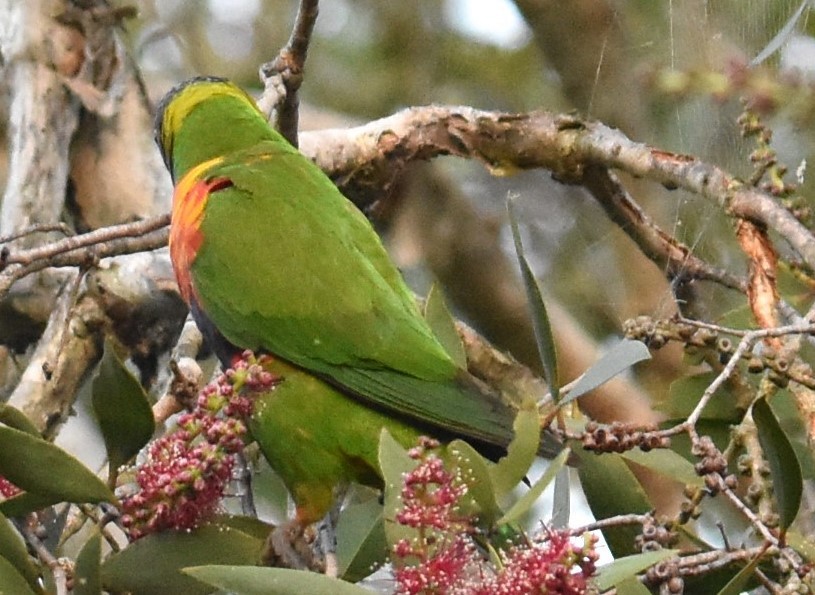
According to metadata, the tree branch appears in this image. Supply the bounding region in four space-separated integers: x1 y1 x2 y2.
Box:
300 106 815 273
6 273 105 436
7 106 799 307
0 215 170 297
258 0 319 146
581 165 746 293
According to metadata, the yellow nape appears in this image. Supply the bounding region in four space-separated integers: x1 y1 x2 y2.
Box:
161 80 261 150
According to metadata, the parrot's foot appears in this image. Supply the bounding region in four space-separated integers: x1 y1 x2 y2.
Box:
262 512 340 576
263 520 325 572
316 512 339 577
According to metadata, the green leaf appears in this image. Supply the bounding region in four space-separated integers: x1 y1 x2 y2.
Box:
0 511 39 591
507 197 559 402
423 284 467 369
0 405 39 437
183 566 372 595
0 556 38 595
92 340 155 479
576 449 652 557
448 439 501 527
552 466 570 529
595 549 679 591
378 428 417 548
615 576 652 595
337 497 387 582
212 514 274 540
0 492 60 518
769 389 815 480
715 551 763 595
787 530 815 563
621 449 704 487
0 425 114 505
498 448 570 526
489 407 540 500
562 339 651 405
753 396 803 532
663 373 745 457
73 531 102 595
664 372 744 421
101 523 264 595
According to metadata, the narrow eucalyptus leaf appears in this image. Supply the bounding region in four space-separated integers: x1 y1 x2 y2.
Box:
101 524 264 595
552 467 570 529
0 425 114 505
92 340 155 474
498 448 570 526
576 448 651 557
507 197 559 402
0 405 39 437
714 551 764 595
489 407 540 500
424 284 467 369
0 511 39 591
337 499 387 582
448 439 501 527
753 396 803 531
183 566 372 595
0 556 38 595
378 429 416 548
562 339 650 405
74 531 102 595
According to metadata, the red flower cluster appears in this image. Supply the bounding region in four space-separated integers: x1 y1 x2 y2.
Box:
121 352 277 539
397 445 469 532
0 476 21 500
393 438 598 595
484 529 599 595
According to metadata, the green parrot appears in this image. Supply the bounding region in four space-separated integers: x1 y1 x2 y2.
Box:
155 77 557 528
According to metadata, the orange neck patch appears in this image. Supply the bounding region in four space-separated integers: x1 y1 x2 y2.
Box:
169 157 229 304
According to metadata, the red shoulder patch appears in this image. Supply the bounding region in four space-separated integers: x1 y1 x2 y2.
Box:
169 158 231 304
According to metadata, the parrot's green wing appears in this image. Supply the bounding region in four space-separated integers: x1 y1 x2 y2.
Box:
190 141 517 447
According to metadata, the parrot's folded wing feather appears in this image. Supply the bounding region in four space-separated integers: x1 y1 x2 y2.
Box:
188 142 521 448
315 366 516 447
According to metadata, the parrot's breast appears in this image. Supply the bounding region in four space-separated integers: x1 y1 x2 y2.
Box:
169 156 229 304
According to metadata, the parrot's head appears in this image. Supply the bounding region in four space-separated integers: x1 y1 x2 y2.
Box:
155 77 271 182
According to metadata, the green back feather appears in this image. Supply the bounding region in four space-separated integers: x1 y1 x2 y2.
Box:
164 80 519 449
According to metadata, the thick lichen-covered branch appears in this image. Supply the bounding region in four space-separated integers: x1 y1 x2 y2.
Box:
299 106 815 272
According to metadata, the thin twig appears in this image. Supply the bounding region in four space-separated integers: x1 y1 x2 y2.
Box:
21 523 69 595
718 484 802 574
0 218 169 297
258 0 319 146
674 545 770 576
0 222 73 245
1 214 169 267
754 567 784 595
67 503 123 554
582 166 745 292
569 513 652 535
684 322 815 430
